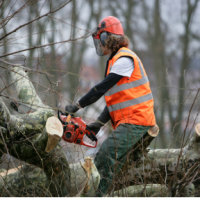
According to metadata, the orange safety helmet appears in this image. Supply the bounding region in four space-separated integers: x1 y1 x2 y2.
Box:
92 16 124 56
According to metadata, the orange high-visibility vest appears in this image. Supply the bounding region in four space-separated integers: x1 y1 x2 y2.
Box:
104 47 156 129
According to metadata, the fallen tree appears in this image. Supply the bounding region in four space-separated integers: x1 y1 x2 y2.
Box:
115 124 200 197
0 65 199 197
0 66 101 197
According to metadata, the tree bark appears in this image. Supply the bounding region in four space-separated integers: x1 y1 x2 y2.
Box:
1 66 200 197
0 66 101 196
0 164 49 197
0 157 100 197
0 66 70 196
111 184 171 197
121 123 200 197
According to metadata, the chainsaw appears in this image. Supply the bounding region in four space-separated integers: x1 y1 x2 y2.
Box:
58 109 98 148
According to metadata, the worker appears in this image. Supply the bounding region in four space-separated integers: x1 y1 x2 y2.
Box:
65 16 156 196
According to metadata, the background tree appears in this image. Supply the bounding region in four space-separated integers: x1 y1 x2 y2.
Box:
0 0 200 197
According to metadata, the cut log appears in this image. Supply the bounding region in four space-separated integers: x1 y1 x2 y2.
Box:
1 66 200 197
45 116 63 153
0 164 49 197
79 157 100 197
121 123 200 192
0 66 70 196
111 184 171 197
0 157 100 197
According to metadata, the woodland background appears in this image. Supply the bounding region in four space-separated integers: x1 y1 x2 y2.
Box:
0 0 200 196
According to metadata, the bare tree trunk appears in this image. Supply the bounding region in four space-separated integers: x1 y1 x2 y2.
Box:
0 66 102 196
1 71 199 196
112 184 171 197
1 65 199 196
121 123 200 197
0 155 100 197
173 0 199 148
0 66 70 196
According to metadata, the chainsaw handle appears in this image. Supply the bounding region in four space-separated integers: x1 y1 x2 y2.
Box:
58 109 64 123
81 140 97 148
58 109 71 125
86 127 98 142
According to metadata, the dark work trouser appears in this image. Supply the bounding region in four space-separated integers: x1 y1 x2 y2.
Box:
94 123 149 197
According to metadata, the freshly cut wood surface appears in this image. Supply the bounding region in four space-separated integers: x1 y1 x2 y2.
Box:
46 116 63 137
45 116 63 153
195 123 200 136
148 124 159 137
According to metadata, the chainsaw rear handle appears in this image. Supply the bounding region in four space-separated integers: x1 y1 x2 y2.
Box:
86 127 97 142
78 139 97 148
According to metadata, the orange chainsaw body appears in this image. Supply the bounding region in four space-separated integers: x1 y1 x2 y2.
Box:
60 115 97 148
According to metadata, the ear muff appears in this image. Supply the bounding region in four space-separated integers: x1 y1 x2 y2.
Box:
100 32 108 46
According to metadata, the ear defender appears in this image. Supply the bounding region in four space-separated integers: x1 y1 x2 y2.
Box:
100 32 108 46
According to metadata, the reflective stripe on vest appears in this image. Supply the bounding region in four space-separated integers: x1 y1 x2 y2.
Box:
105 76 149 96
105 48 153 113
107 93 153 112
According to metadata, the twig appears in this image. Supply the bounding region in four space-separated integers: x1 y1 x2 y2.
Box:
0 0 39 30
47 15 91 33
0 33 91 58
0 60 53 77
0 0 73 41
0 0 6 10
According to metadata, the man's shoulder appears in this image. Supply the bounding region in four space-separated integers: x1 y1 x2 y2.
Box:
110 56 134 77
116 47 138 57
114 57 133 66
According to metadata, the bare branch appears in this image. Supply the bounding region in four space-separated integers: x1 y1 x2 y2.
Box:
0 59 53 77
0 0 73 41
0 0 39 30
47 15 90 33
0 32 91 58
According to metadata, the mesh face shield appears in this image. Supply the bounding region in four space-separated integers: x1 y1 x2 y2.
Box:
92 32 105 56
92 28 122 56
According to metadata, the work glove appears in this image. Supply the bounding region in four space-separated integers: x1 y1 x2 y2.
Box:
87 106 111 140
87 121 103 136
65 102 80 114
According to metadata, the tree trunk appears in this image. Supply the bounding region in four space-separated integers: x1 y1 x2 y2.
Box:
122 123 200 197
1 66 200 197
0 66 101 197
0 66 70 196
0 156 100 197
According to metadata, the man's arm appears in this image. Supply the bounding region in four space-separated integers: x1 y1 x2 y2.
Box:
87 105 111 136
79 73 123 108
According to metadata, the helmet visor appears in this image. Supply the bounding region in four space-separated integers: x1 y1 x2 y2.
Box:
92 33 104 56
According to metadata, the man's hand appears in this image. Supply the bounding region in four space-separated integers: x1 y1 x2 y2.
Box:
65 102 80 114
86 106 110 140
87 121 103 136
86 122 102 141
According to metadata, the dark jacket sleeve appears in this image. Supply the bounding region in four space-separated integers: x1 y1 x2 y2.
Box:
97 105 111 124
79 73 123 108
